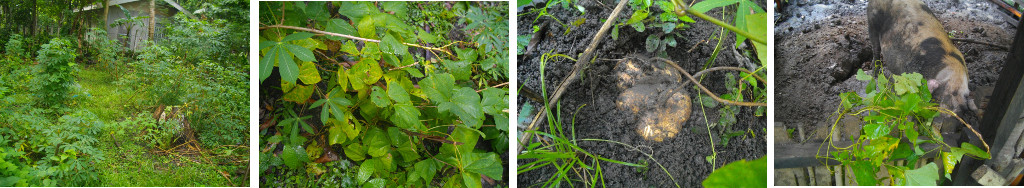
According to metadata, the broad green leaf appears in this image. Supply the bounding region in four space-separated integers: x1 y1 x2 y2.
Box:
852 160 879 186
894 73 924 95
338 2 374 21
863 123 890 140
443 60 472 81
342 115 360 139
370 86 391 107
445 87 485 128
381 33 408 56
941 151 961 174
461 172 482 188
413 159 438 184
481 88 507 115
418 73 455 102
417 29 438 43
904 163 939 186
298 61 321 84
625 10 649 25
702 157 766 187
387 81 411 103
441 126 480 155
462 152 504 180
328 124 346 145
746 13 767 64
364 128 390 157
391 103 422 130
281 32 315 43
455 47 478 61
278 47 299 83
282 82 315 103
855 69 872 81
632 22 646 32
364 178 386 188
281 144 307 169
960 142 990 159
326 19 358 39
336 67 349 91
357 160 375 183
341 41 361 55
380 2 408 17
351 58 383 85
645 35 660 52
357 14 378 38
345 143 366 161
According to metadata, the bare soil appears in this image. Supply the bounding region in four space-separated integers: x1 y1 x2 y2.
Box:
774 0 1015 141
517 1 768 187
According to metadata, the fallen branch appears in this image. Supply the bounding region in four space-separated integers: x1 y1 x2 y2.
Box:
951 38 1009 51
519 0 630 154
259 24 454 57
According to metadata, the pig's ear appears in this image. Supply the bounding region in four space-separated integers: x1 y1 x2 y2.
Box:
928 79 940 93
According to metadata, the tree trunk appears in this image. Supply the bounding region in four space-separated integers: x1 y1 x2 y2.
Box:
149 0 155 42
103 0 109 29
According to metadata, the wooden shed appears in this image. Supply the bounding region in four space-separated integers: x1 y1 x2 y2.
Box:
75 0 194 50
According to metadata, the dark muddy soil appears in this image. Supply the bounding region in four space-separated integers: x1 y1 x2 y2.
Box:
774 0 1015 139
517 1 768 187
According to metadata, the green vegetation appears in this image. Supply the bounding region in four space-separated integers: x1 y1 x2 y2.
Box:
821 67 990 185
0 0 249 186
259 2 509 187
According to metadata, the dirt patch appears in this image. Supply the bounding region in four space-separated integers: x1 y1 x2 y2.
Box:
774 0 1015 140
517 1 768 187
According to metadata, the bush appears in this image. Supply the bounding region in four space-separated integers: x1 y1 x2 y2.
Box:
33 38 78 110
84 28 125 72
0 109 104 186
187 60 248 148
5 34 25 58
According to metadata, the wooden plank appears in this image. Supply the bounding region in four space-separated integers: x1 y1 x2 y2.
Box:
775 134 960 169
953 16 1024 186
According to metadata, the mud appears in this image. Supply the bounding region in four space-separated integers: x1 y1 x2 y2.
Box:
774 0 1014 139
517 1 768 187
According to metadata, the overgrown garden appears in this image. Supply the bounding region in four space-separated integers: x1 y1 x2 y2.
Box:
0 0 249 186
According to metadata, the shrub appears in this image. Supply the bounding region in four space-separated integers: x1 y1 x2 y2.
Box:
0 109 104 186
5 34 25 58
33 38 78 110
84 28 125 72
187 60 248 148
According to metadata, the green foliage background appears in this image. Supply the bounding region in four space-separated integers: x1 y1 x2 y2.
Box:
259 2 509 187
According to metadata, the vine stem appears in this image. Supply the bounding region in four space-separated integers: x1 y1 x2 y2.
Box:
655 58 767 107
258 24 454 57
670 0 767 45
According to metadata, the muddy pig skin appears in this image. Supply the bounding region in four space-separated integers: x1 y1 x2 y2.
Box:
868 0 973 133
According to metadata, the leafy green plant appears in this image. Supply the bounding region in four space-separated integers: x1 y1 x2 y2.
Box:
611 0 695 55
84 28 125 73
33 37 78 111
821 68 990 185
5 34 25 58
259 2 508 187
702 157 766 187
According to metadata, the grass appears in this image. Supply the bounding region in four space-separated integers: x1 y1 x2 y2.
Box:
76 65 243 186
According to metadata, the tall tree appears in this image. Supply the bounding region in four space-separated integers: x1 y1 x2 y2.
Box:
149 0 155 42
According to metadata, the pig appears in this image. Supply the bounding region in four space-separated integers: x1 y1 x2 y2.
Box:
868 0 977 133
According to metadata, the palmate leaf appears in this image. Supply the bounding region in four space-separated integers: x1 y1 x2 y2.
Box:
311 88 351 123
259 44 280 82
702 157 766 187
903 163 939 186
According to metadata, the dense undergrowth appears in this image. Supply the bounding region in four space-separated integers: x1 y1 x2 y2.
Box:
0 0 249 186
259 1 509 187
